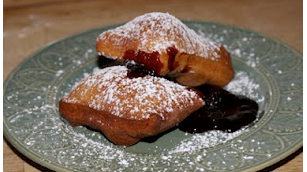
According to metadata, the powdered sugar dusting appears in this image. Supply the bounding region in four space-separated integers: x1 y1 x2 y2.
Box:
169 71 262 153
225 71 263 102
61 67 262 154
170 127 248 153
97 12 220 59
62 66 204 120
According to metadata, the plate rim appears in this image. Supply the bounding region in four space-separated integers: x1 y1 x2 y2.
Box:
3 20 303 172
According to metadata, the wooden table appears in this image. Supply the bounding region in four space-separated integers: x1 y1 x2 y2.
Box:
3 0 302 171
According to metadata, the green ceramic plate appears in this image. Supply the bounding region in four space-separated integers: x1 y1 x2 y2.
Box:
4 21 302 172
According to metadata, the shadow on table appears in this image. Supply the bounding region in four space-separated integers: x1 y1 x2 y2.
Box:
258 146 303 172
4 137 54 172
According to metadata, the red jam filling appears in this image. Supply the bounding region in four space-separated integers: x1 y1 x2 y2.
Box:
122 47 259 134
123 49 163 75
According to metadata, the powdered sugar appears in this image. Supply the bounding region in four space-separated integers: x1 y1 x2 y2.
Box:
97 12 220 60
60 66 262 154
170 127 248 153
62 66 204 120
169 71 262 153
225 71 262 102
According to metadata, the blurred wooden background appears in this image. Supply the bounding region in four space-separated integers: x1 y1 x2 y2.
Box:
3 0 302 171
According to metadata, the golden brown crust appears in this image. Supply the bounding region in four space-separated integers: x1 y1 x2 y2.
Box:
170 46 234 87
59 66 204 146
59 101 162 145
96 12 234 87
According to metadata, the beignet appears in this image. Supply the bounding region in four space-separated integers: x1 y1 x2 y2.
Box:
96 12 234 87
59 66 204 146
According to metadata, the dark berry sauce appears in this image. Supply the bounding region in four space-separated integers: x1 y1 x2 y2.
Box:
108 47 259 134
179 84 259 133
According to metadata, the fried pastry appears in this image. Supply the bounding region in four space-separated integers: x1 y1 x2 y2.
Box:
96 12 234 87
59 66 204 146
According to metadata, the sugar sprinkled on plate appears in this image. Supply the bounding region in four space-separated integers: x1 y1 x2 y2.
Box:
226 71 262 101
170 128 248 153
5 62 263 172
60 65 262 156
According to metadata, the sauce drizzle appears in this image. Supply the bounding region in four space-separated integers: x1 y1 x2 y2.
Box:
179 84 259 133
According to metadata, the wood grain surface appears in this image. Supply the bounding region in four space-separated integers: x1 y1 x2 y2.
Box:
3 0 302 171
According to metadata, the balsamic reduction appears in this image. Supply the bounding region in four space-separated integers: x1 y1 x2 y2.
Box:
179 85 259 133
